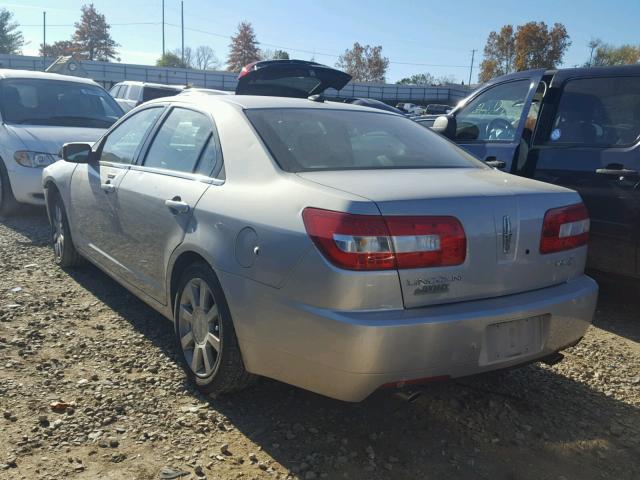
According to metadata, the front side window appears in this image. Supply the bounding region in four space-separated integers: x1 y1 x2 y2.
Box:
455 80 532 141
547 76 640 147
144 108 212 173
0 78 123 127
246 108 482 172
100 107 163 164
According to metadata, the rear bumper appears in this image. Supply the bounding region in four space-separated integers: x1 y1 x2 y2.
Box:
226 274 598 402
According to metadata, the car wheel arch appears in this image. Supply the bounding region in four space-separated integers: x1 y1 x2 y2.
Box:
43 180 61 223
168 249 219 321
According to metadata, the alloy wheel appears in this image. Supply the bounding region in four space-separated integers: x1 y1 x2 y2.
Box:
178 278 222 377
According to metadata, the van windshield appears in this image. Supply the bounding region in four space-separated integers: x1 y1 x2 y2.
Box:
0 78 123 127
246 108 483 172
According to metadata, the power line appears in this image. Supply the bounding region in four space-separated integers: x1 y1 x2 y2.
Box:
21 19 472 69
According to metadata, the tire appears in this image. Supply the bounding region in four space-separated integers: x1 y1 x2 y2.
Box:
0 159 19 217
51 193 83 268
174 263 256 395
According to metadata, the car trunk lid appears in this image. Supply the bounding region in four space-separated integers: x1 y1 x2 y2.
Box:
236 60 352 98
297 168 586 308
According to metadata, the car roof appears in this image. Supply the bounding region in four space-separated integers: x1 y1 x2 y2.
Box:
0 69 99 86
117 80 185 90
146 94 402 114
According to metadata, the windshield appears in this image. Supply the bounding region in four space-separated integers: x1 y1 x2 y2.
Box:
246 108 483 172
0 78 123 128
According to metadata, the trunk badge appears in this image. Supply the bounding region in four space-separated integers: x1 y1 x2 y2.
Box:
502 215 513 253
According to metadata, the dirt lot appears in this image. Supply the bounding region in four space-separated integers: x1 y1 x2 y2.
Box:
0 210 639 480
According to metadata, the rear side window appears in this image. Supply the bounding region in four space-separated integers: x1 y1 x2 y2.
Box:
142 87 180 102
100 107 163 164
549 76 640 146
246 108 482 172
144 108 212 173
128 85 142 101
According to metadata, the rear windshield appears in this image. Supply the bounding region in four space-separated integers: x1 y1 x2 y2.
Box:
0 78 123 127
142 87 181 102
246 108 482 172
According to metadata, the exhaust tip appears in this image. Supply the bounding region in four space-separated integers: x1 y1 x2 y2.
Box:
394 390 423 403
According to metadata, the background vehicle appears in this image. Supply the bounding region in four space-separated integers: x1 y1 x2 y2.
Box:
0 69 123 215
44 94 596 402
396 102 424 114
109 81 185 112
432 65 640 279
425 103 452 114
340 97 404 113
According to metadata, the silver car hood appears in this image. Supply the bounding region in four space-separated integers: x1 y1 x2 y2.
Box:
4 124 105 156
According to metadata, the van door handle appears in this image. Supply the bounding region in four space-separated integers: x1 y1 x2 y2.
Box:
485 157 506 169
165 197 190 214
101 181 116 193
596 168 638 176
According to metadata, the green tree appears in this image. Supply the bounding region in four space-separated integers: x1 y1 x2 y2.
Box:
271 49 289 60
73 3 118 61
396 73 435 85
589 43 640 67
0 8 25 54
156 52 188 68
336 42 389 83
479 22 570 82
227 21 260 72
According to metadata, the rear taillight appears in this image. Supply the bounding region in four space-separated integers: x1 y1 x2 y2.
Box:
540 203 590 254
238 62 259 78
302 208 466 271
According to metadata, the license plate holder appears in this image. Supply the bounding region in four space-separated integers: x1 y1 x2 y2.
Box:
484 315 547 364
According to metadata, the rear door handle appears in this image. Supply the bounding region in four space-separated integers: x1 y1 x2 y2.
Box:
165 198 190 214
596 168 639 176
485 158 506 169
101 181 116 193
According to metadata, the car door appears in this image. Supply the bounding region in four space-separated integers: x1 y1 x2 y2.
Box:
530 70 640 277
449 70 545 171
69 106 165 276
113 106 221 304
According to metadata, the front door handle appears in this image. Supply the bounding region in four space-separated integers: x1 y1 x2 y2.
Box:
101 181 116 193
165 197 190 214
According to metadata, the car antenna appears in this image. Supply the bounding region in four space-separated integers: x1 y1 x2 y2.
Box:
308 94 325 103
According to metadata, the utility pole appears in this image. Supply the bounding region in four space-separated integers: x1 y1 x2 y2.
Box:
162 0 165 57
42 11 46 70
468 49 476 86
181 1 184 63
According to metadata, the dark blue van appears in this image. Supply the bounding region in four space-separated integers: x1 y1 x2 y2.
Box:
432 65 640 279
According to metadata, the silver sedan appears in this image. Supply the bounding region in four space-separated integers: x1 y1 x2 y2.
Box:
43 95 598 402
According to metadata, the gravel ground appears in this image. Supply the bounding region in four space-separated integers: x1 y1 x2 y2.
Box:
0 210 639 480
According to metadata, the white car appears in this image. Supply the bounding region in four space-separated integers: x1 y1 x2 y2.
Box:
0 69 123 215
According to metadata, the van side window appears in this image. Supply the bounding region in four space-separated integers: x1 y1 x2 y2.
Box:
548 77 640 147
454 80 531 142
128 85 142 101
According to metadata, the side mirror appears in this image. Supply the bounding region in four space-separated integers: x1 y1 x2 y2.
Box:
431 115 457 139
61 143 93 163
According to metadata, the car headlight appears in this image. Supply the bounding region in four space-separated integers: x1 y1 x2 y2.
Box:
14 151 58 168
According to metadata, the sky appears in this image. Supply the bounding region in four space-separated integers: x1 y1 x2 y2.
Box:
6 0 640 84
